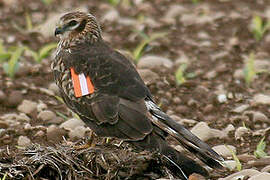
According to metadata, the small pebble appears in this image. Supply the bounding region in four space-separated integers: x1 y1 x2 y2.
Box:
6 90 23 107
17 100 37 114
37 110 56 122
235 127 250 140
217 94 227 103
60 118 85 130
212 145 236 158
253 94 270 105
219 169 260 180
17 136 31 147
249 172 270 180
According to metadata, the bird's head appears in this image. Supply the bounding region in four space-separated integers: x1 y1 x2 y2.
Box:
55 11 102 43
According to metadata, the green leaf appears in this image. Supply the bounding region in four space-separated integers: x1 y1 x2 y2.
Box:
25 11 33 31
5 47 24 78
37 43 57 62
0 53 11 62
243 52 256 86
252 15 270 41
133 32 167 63
254 137 268 158
54 95 64 104
175 64 187 85
107 0 120 6
41 0 54 5
56 111 68 120
24 47 39 62
226 145 242 171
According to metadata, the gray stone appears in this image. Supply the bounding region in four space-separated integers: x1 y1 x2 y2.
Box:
137 69 159 85
137 55 173 70
18 136 31 147
217 94 227 103
60 118 85 130
6 90 23 107
262 165 270 172
191 122 212 141
224 160 237 171
232 104 249 113
218 169 260 180
252 112 269 123
47 125 67 143
253 94 270 105
68 126 88 140
17 100 37 114
235 127 251 140
18 113 31 122
249 172 270 180
48 83 60 95
37 110 56 122
37 102 48 112
212 145 236 158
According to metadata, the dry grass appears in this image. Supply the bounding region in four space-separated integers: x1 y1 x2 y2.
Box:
0 139 168 180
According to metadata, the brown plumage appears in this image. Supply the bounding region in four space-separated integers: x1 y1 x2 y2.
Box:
52 11 224 179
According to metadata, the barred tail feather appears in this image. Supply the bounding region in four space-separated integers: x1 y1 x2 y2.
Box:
145 98 225 170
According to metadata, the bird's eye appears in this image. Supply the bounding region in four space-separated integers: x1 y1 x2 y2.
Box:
68 20 78 27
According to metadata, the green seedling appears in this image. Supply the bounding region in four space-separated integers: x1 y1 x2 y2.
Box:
3 46 25 78
175 64 187 85
107 0 120 6
251 15 270 41
226 145 242 171
0 173 7 180
54 95 64 104
254 137 268 158
191 0 200 4
25 11 33 31
56 111 68 120
41 0 54 5
132 31 167 63
26 43 57 63
0 41 11 63
243 52 256 87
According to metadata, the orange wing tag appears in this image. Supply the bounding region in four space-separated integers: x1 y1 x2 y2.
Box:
70 67 94 97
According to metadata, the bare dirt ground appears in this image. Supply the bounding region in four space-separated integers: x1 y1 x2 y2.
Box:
0 0 270 179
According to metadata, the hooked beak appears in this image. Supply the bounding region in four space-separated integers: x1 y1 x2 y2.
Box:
55 27 65 36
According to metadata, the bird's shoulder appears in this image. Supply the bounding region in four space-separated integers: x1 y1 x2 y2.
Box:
60 39 151 101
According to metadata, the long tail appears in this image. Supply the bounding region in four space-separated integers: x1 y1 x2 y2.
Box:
145 98 225 170
130 131 209 179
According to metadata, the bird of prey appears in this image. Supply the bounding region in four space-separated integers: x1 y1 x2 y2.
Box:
52 11 224 179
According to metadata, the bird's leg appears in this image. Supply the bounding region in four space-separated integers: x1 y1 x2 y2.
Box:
73 130 96 150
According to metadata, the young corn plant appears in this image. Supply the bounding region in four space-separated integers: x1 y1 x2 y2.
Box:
107 0 120 6
132 31 167 63
254 137 268 158
0 41 11 63
191 0 200 4
175 64 187 85
25 43 57 63
3 46 25 78
226 145 242 171
243 52 256 87
0 173 7 180
251 15 270 41
41 0 54 5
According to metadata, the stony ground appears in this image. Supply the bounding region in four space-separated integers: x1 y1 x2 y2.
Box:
0 0 270 179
